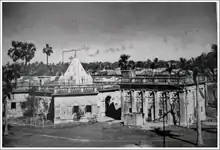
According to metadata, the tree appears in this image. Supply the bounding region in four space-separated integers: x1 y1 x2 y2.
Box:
8 41 36 67
150 58 159 76
118 54 136 77
43 44 53 66
128 60 136 70
177 56 204 146
186 57 205 146
21 42 36 67
145 59 152 69
161 61 176 77
162 61 178 125
167 62 176 77
176 57 191 78
118 54 130 70
136 61 145 68
8 41 36 85
2 63 20 135
7 41 23 62
20 86 39 127
203 44 217 108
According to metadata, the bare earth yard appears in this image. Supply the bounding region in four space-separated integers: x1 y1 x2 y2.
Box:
3 119 217 148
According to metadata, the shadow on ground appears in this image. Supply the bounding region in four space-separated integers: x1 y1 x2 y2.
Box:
191 127 217 134
2 124 13 132
150 128 197 146
2 124 14 147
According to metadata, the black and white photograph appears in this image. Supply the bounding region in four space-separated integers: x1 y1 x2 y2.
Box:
1 0 219 148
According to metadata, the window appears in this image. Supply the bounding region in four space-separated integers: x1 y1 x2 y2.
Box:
201 107 203 112
73 106 79 113
129 108 132 113
11 102 16 109
159 109 162 117
140 108 143 113
148 109 152 121
86 105 92 113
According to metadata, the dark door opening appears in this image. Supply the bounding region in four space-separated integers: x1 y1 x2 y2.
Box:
105 96 121 120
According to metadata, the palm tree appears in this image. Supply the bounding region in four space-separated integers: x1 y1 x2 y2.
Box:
8 41 35 87
21 42 37 66
7 41 23 62
178 57 204 146
162 61 176 79
2 63 20 135
182 57 204 146
43 44 53 66
204 44 217 109
8 41 36 67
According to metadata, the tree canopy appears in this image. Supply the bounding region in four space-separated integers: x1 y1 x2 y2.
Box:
3 44 217 79
8 41 36 66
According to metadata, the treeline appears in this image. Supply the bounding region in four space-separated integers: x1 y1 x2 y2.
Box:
6 52 216 77
3 41 217 78
10 59 180 76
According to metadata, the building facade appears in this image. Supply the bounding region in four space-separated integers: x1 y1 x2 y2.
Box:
120 83 207 127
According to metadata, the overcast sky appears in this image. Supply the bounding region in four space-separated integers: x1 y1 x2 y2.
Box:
2 2 217 64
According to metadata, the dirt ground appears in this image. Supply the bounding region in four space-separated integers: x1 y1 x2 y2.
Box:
2 120 217 148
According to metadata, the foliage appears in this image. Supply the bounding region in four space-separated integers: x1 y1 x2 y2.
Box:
8 41 36 66
2 63 21 135
150 58 159 70
43 44 53 65
118 54 131 70
2 63 21 100
23 96 38 118
3 46 217 79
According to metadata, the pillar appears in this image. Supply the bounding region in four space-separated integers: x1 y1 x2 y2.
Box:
151 91 155 121
120 90 124 122
167 92 173 125
132 90 137 113
154 91 159 120
179 91 187 126
124 90 130 114
54 87 57 94
143 90 148 124
68 88 71 93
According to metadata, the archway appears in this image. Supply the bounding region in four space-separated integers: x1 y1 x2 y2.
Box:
105 95 121 120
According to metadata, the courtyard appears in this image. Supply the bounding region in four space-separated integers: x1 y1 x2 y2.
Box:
3 119 217 147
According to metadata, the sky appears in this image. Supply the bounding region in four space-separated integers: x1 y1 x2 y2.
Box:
2 2 217 65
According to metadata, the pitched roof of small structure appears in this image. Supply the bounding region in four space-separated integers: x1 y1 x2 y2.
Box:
59 57 93 85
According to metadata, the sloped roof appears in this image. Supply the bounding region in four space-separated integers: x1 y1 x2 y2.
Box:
59 57 93 84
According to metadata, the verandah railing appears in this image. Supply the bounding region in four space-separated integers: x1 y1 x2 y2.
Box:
13 75 208 94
